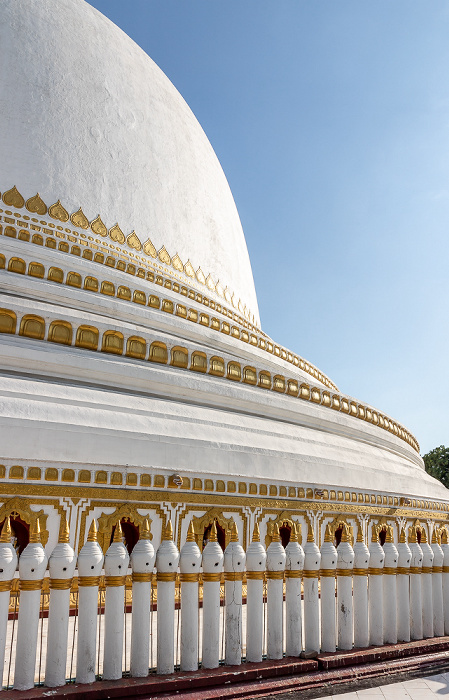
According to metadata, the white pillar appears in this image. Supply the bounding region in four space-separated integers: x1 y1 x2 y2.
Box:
201 521 224 669
14 521 48 691
382 526 398 645
409 527 423 640
303 523 321 654
368 525 384 646
0 519 17 689
179 521 201 672
396 528 411 643
224 522 245 666
45 518 76 687
155 521 180 675
441 529 449 635
103 521 130 681
245 523 266 663
319 525 337 653
266 524 286 660
76 519 104 684
130 519 155 677
285 522 304 657
353 527 370 648
336 525 354 650
431 531 444 637
420 530 434 638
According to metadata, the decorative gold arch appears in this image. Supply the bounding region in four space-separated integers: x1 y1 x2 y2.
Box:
265 511 303 548
324 515 355 546
191 508 235 550
0 497 49 545
97 504 153 553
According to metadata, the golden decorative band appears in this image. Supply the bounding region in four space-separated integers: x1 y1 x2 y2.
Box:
443 567 449 574
303 570 319 578
78 576 100 587
422 566 433 574
433 566 443 574
20 579 44 591
246 571 265 580
156 572 177 583
368 568 384 576
320 569 336 578
132 572 153 583
0 580 13 592
202 573 222 583
179 573 200 583
410 567 422 575
285 570 303 578
383 567 397 576
397 567 410 575
336 569 353 577
266 571 284 580
50 578 73 590
352 568 368 576
105 575 127 587
224 572 244 581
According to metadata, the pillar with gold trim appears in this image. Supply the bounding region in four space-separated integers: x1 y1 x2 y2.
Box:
285 522 304 657
431 529 444 637
245 523 266 663
368 524 384 646
179 521 201 672
353 525 370 648
336 524 354 650
0 519 17 687
156 520 180 675
320 524 337 653
266 523 286 659
103 522 130 680
45 518 76 687
420 530 434 638
201 521 224 669
303 523 321 654
13 520 48 691
76 519 104 684
382 526 398 645
441 529 449 635
409 526 423 640
130 518 155 677
224 522 245 666
396 527 411 643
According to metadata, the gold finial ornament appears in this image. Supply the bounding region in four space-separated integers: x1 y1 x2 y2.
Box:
0 518 11 543
307 523 314 543
341 524 350 543
70 207 89 229
140 518 151 540
371 524 379 543
113 521 123 543
29 520 41 544
90 215 107 237
164 520 173 541
59 517 70 543
126 231 142 251
186 521 195 542
408 526 417 544
26 193 47 215
357 527 364 543
2 186 24 208
399 527 406 544
252 523 260 543
431 530 437 544
109 223 125 244
49 200 69 222
385 526 393 544
209 521 218 543
324 524 332 543
421 529 427 544
87 519 98 542
230 522 238 542
290 523 298 543
442 529 448 545
272 523 281 543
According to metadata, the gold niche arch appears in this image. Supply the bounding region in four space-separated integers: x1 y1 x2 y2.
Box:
0 497 49 546
97 504 153 553
323 515 355 547
265 511 303 548
190 509 235 551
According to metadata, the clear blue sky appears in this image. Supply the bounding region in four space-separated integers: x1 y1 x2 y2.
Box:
88 1 449 455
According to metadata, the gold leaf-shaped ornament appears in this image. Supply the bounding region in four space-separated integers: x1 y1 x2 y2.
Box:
206 274 215 291
196 267 206 285
26 193 47 215
90 215 107 237
143 238 157 257
172 253 184 272
184 260 195 278
215 281 224 297
127 231 142 251
49 200 69 222
158 246 171 265
2 186 24 208
109 223 125 244
70 208 89 229
224 288 232 304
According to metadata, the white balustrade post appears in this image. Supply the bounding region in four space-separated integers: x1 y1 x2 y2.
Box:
13 521 48 691
441 528 449 634
103 521 130 680
130 519 155 677
179 522 201 672
76 519 104 684
245 523 266 663
285 522 304 657
303 523 321 654
319 524 337 653
336 525 354 650
224 522 245 665
420 530 434 638
156 520 180 675
368 525 384 646
382 526 398 645
353 527 370 648
0 519 17 689
45 518 76 687
431 530 444 637
396 528 411 643
266 524 286 659
409 526 423 640
201 521 223 669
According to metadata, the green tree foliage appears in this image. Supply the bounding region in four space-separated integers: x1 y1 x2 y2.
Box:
423 445 449 489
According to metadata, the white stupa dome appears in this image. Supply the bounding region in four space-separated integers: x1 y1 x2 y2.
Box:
0 0 259 325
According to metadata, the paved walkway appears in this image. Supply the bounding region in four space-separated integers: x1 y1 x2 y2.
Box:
318 672 449 699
